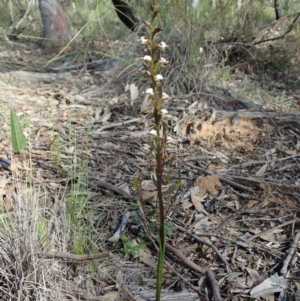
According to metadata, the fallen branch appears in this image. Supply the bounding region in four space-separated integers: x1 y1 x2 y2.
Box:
185 162 255 193
280 231 300 275
214 109 300 124
175 224 232 273
40 251 112 261
98 118 142 132
94 180 137 201
246 219 299 242
165 242 223 301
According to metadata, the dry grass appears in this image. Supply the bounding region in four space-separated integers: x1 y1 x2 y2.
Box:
0 181 65 300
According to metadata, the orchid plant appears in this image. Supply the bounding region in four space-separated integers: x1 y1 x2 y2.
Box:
138 2 177 300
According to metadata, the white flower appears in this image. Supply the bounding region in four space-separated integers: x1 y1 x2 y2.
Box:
139 36 148 44
154 74 164 81
150 129 156 135
157 41 168 50
143 55 152 62
159 57 169 65
146 88 154 95
161 109 168 115
162 92 170 100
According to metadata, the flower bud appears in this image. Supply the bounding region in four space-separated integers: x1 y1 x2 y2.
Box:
143 55 152 62
158 57 169 65
139 36 148 45
157 41 168 51
154 74 164 81
162 92 170 100
146 88 154 95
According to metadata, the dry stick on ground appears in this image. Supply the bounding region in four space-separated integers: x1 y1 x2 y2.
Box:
174 224 232 273
95 180 137 201
40 251 112 261
164 241 222 301
215 109 300 124
207 86 255 109
223 174 300 194
212 208 276 234
228 154 300 169
65 289 121 301
98 118 142 132
164 260 207 299
189 161 300 195
185 162 254 193
246 219 299 242
106 273 139 301
281 231 300 275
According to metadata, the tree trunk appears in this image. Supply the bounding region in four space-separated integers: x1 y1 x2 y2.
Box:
111 0 139 31
37 0 139 49
38 0 71 47
274 0 282 20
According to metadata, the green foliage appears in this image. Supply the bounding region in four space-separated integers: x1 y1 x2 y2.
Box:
165 220 174 236
121 234 146 259
63 120 94 255
162 183 177 196
37 217 48 249
10 107 27 152
66 182 93 254
132 177 142 192
131 210 143 222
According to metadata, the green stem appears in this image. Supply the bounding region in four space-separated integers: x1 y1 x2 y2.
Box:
155 135 165 301
153 73 165 301
147 2 166 300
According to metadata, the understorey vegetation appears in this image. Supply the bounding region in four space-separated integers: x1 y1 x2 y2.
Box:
0 0 299 300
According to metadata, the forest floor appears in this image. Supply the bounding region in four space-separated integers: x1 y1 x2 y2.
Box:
0 35 300 301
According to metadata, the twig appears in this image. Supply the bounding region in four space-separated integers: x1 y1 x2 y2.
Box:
164 241 222 301
164 260 206 298
214 109 300 124
94 180 137 201
228 154 300 169
223 175 300 194
98 118 142 132
228 187 262 201
185 162 254 193
174 224 232 273
64 292 105 301
246 219 299 241
280 231 300 275
40 251 112 261
106 273 139 301
253 12 300 45
212 213 237 233
210 86 254 109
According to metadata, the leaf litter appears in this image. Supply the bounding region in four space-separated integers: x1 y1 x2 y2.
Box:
0 41 299 300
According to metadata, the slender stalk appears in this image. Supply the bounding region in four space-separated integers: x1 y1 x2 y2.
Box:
140 2 170 300
155 127 165 301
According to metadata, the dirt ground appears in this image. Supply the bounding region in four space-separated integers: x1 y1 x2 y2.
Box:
0 39 300 300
